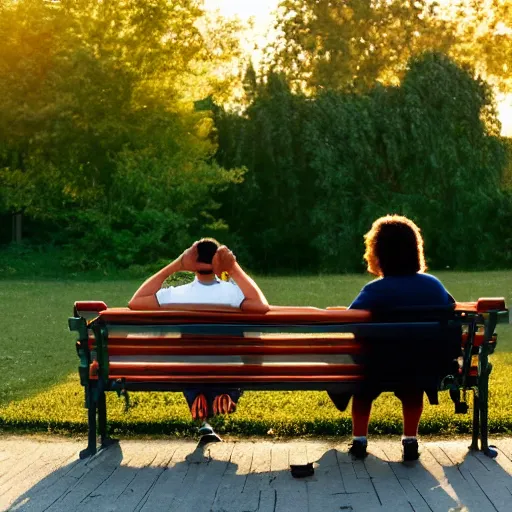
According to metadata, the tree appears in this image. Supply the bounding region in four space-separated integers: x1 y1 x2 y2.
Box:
267 0 457 93
309 52 508 270
267 0 512 95
215 53 509 272
0 0 243 266
450 0 512 93
215 72 317 271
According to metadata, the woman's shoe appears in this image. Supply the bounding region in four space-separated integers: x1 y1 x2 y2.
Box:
348 439 368 459
402 439 420 461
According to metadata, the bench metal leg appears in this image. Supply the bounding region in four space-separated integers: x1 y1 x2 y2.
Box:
479 312 498 458
98 390 119 450
479 362 497 458
470 388 480 451
80 387 97 459
98 390 107 444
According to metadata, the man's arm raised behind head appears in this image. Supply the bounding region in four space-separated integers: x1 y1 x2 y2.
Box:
213 246 269 314
231 263 270 313
128 258 182 309
128 243 199 310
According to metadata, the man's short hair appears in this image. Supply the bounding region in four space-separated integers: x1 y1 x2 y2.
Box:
363 215 426 276
196 238 220 264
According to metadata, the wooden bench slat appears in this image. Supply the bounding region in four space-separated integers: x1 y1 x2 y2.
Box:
461 332 497 348
98 307 372 324
103 322 448 336
109 354 360 364
106 333 355 342
107 344 365 356
75 300 508 322
108 363 365 376
112 374 367 383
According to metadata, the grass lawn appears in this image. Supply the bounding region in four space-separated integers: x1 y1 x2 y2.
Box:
1 271 511 436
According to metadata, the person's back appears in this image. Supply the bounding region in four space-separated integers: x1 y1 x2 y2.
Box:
330 215 456 462
129 238 269 443
350 273 452 310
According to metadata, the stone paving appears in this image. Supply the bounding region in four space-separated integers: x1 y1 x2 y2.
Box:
1 436 511 511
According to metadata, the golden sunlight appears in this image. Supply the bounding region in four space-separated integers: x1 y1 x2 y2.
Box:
204 0 511 136
203 0 279 67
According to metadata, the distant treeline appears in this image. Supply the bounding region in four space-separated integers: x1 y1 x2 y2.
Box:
1 1 511 273
215 53 512 272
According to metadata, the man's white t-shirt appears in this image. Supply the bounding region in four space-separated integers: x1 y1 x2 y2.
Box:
156 277 245 308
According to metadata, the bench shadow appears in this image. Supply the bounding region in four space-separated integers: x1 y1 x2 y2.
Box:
379 443 512 512
435 447 512 511
6 441 501 512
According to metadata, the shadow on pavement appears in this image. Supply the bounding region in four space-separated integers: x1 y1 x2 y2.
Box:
5 440 509 512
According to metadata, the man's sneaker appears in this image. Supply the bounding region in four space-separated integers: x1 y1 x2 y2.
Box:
402 438 420 461
213 394 237 415
190 394 208 421
198 432 222 445
348 439 368 459
197 422 214 436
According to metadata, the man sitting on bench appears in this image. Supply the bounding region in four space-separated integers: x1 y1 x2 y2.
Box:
129 238 269 442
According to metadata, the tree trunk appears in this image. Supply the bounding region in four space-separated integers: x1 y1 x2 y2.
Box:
12 213 22 243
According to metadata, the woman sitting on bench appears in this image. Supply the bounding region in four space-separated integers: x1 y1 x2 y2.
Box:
129 238 269 442
330 215 455 462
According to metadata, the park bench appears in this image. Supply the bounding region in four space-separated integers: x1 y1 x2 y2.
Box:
69 298 508 460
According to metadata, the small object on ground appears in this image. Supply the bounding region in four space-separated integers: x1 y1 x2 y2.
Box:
198 433 222 445
290 462 314 478
348 439 368 459
402 438 420 461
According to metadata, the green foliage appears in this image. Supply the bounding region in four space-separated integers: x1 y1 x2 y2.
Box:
1 0 510 274
215 73 317 271
0 0 243 268
216 53 511 272
310 53 508 271
164 271 195 287
268 0 457 93
2 361 512 437
452 0 512 94
269 0 512 94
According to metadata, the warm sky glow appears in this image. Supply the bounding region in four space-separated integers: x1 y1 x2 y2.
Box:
204 0 279 68
204 0 511 136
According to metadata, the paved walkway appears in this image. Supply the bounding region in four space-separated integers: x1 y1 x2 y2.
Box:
0 436 511 511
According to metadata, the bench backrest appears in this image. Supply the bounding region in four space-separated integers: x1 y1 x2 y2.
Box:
70 301 509 392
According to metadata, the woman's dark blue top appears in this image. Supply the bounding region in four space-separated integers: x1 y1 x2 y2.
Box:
349 273 453 310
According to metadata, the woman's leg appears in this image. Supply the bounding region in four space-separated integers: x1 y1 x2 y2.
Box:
400 389 424 436
349 393 374 458
352 394 374 437
398 389 424 461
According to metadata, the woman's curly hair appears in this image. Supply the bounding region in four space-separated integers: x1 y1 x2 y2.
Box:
364 215 427 277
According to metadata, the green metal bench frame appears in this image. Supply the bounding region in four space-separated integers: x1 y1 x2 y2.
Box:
69 302 508 460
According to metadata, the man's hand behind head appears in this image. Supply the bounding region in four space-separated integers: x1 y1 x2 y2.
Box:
213 245 236 275
180 242 199 272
